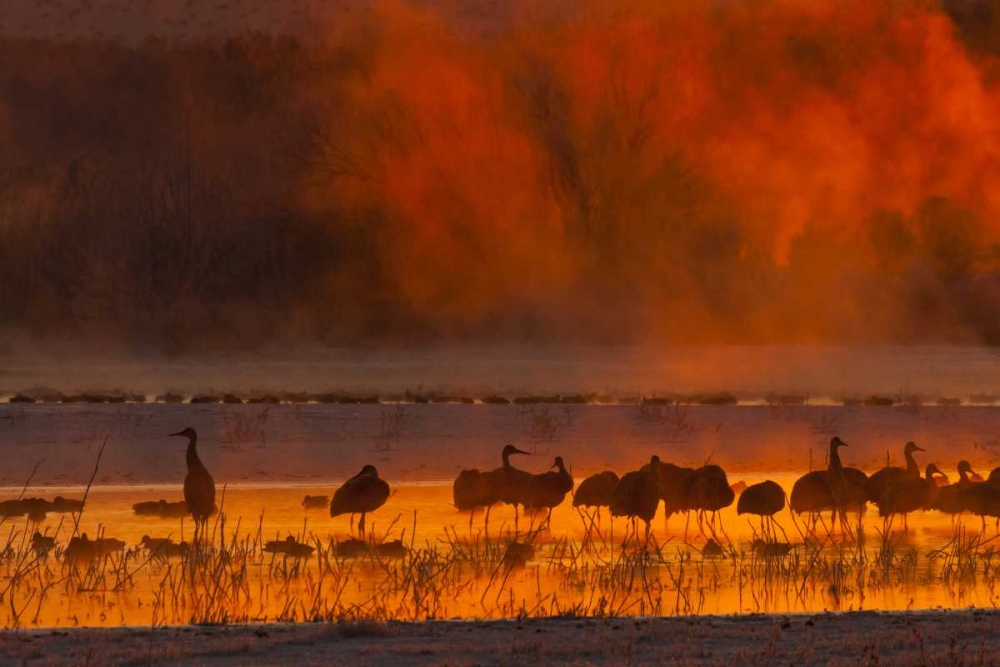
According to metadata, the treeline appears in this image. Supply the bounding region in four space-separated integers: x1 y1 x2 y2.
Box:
1 1 1000 349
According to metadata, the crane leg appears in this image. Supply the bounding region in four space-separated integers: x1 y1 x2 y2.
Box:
359 513 366 537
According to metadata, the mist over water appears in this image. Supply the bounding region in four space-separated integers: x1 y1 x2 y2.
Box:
4 1 1000 350
3 345 1000 399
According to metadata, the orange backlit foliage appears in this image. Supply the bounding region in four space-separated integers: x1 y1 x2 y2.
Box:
2 0 1000 348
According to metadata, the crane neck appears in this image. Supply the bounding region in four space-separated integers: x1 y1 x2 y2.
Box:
502 449 513 470
828 444 844 476
904 448 919 475
186 434 203 471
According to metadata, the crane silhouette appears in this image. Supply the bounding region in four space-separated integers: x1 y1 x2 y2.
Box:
610 458 660 545
737 480 787 543
573 471 619 511
866 441 924 503
878 463 945 531
330 465 390 537
169 428 216 539
453 444 529 531
524 456 574 528
790 437 866 532
932 461 980 519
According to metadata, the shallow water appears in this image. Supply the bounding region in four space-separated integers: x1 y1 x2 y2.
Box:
3 475 1000 627
1 402 1000 486
1 402 1000 627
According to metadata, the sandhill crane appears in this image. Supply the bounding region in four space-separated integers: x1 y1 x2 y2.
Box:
31 531 55 556
790 437 865 531
133 500 190 518
302 495 329 509
65 533 126 565
610 459 660 544
932 461 980 518
525 456 574 517
140 536 190 559
264 535 315 559
491 444 533 531
641 455 697 526
737 480 787 542
453 444 529 530
169 428 217 537
866 441 924 503
573 471 619 511
878 463 945 530
572 470 619 544
963 473 1000 533
330 465 390 537
687 464 736 538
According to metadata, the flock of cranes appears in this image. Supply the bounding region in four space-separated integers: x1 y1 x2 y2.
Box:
17 428 1000 565
448 436 1000 538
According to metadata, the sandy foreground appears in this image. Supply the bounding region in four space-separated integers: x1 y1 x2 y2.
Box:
2 611 999 666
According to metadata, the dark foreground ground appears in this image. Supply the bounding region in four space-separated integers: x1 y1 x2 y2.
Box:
2 611 999 666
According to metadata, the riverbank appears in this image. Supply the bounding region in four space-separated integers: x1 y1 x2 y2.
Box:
4 610 999 665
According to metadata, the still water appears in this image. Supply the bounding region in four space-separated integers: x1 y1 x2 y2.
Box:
1 401 1000 627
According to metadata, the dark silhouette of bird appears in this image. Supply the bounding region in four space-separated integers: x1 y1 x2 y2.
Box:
31 531 55 556
790 437 865 528
374 540 408 559
688 464 736 513
454 445 528 511
133 499 190 518
525 456 574 513
866 441 924 503
738 481 785 517
610 459 661 541
932 461 980 516
453 444 530 530
330 465 390 536
640 455 697 524
140 535 190 559
264 535 315 559
65 533 126 564
685 463 736 537
301 495 329 509
573 471 620 509
878 463 945 529
963 473 1000 532
43 496 84 514
790 469 835 515
737 479 786 543
169 428 217 532
490 444 533 530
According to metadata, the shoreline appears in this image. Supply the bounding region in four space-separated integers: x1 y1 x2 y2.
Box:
4 611 999 665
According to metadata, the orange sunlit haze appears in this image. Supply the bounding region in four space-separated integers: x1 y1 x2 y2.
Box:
3 0 1000 349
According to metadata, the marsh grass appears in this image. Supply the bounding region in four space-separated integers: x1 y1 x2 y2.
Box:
0 498 999 627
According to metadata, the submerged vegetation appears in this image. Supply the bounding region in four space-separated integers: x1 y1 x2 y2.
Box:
4 500 1000 628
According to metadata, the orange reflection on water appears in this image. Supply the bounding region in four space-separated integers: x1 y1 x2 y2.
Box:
2 475 999 628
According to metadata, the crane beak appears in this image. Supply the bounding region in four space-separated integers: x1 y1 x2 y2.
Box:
168 430 185 437
913 445 925 452
513 448 531 456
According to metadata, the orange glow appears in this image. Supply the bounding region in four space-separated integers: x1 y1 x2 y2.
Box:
3 477 996 627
